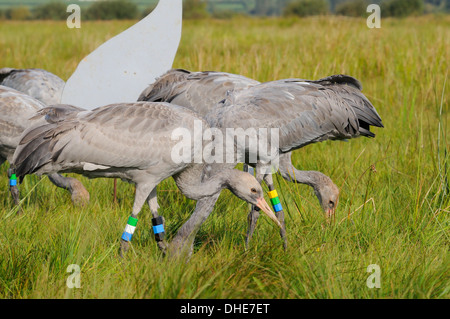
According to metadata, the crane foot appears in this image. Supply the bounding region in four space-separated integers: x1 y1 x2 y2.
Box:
68 178 90 206
166 237 193 262
118 239 129 258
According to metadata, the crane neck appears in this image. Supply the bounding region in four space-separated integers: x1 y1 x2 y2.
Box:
173 163 237 201
278 153 332 190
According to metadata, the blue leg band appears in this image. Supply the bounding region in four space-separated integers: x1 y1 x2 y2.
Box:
151 217 165 242
121 232 132 242
273 203 283 212
152 224 165 234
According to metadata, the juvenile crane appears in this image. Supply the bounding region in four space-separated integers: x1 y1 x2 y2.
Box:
139 69 383 248
0 85 89 208
13 102 281 257
207 75 383 246
1 68 64 105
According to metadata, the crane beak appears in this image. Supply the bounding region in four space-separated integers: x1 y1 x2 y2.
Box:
326 208 335 218
325 208 336 224
256 197 282 228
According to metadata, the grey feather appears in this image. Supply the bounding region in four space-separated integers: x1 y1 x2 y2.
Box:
29 104 85 123
138 69 259 116
0 73 89 204
284 75 384 134
0 85 47 162
0 68 65 106
207 79 362 153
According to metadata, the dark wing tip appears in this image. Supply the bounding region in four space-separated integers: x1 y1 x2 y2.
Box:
375 120 384 128
0 67 15 83
359 128 376 138
173 68 191 74
312 74 363 90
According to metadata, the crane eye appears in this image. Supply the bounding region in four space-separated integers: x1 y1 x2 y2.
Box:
329 201 334 208
250 188 257 193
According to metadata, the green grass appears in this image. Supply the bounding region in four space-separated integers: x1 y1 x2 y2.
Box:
0 16 449 298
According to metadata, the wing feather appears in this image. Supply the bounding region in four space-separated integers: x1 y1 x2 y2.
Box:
138 69 259 116
207 80 361 153
0 68 64 105
0 85 47 161
14 102 206 178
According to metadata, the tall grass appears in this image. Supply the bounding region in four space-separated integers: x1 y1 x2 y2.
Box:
0 16 448 298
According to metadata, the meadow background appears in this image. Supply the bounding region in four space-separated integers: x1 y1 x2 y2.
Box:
0 13 448 298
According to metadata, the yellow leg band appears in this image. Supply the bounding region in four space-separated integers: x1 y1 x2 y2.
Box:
268 190 278 199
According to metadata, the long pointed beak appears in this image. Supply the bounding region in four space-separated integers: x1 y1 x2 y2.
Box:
326 208 334 218
325 208 336 224
256 197 282 228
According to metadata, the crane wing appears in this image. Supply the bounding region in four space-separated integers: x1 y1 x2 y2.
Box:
13 102 203 178
138 69 259 116
207 79 362 153
0 86 47 161
0 68 64 105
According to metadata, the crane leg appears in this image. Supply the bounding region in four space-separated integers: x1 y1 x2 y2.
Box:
147 187 168 252
244 165 264 249
263 174 287 251
119 182 157 258
8 167 21 214
48 173 90 206
245 208 260 249
167 193 221 260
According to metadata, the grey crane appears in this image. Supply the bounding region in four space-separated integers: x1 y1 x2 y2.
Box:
0 66 118 203
138 69 383 249
1 68 64 106
0 85 89 208
12 102 281 257
0 68 90 206
207 75 383 246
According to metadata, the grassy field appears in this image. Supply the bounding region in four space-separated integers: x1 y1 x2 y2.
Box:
0 16 448 299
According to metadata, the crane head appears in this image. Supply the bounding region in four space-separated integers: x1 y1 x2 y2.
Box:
313 178 340 221
228 171 282 228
